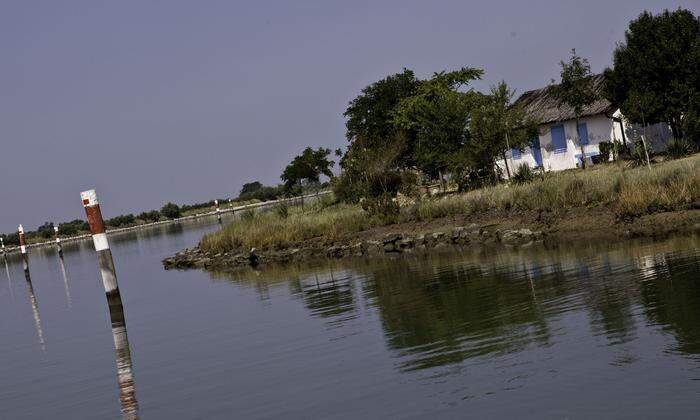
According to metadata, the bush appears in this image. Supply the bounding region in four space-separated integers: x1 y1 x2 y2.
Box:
598 141 613 162
361 193 399 220
36 222 55 239
241 208 257 221
160 202 181 219
137 210 161 223
58 219 89 236
106 214 136 228
631 140 650 166
512 164 535 184
276 202 289 219
665 138 695 159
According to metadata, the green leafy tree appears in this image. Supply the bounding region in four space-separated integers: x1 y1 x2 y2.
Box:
281 147 335 193
160 202 181 219
603 9 700 140
556 49 598 169
393 67 483 180
239 181 263 197
343 69 420 168
36 222 55 239
463 82 539 186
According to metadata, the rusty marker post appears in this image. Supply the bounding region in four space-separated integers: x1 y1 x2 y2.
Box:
81 189 120 296
80 188 138 417
18 224 29 275
54 225 64 258
214 199 222 224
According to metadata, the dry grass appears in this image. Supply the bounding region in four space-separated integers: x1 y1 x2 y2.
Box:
200 196 381 253
416 154 700 220
201 154 700 253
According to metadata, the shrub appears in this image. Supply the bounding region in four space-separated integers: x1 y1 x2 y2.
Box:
631 140 650 166
36 222 55 239
58 219 89 235
160 202 181 219
106 214 135 228
598 141 613 162
665 138 695 159
241 208 257 221
137 210 161 223
512 164 535 184
276 202 289 219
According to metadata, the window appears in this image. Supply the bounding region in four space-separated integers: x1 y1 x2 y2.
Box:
511 148 521 160
577 122 589 145
551 124 566 153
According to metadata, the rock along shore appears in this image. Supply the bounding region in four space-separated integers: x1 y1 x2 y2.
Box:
162 224 545 272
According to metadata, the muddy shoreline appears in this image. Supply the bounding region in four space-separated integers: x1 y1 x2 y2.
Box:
162 207 700 272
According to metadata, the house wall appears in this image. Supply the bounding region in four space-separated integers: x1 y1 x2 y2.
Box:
498 114 615 177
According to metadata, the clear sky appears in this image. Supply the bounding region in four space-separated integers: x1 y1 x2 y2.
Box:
1 0 698 232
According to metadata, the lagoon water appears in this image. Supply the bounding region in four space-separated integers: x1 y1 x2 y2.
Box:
1 215 700 419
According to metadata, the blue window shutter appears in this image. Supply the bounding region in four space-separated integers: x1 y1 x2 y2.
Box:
511 148 521 160
551 124 566 153
577 122 589 145
531 136 543 167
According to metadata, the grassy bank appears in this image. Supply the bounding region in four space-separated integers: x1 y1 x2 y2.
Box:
200 154 700 254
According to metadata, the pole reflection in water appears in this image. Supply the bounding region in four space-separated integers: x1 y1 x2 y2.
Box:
58 256 72 307
106 289 139 419
24 272 46 351
3 256 13 300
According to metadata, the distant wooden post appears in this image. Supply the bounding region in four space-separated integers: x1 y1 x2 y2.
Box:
214 199 222 224
54 225 64 258
18 224 29 275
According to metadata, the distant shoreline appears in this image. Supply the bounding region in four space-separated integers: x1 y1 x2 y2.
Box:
0 191 330 255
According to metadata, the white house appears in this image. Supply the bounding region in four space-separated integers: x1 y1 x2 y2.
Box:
497 74 672 176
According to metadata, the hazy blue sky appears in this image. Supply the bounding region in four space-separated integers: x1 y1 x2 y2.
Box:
1 0 698 232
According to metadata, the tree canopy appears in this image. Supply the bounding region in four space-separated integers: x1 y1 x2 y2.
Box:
603 8 700 140
343 68 421 168
240 181 263 197
393 67 484 177
281 147 335 191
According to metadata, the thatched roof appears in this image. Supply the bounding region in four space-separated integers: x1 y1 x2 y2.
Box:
513 74 616 125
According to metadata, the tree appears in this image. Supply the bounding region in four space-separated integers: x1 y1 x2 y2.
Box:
160 202 181 219
604 9 700 140
36 222 55 239
344 69 420 168
556 49 598 169
463 82 539 187
393 67 483 181
239 181 263 197
281 147 335 193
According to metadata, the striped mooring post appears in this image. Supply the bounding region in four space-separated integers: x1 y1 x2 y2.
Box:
80 189 121 298
18 224 29 274
80 188 138 417
54 225 64 258
214 199 222 224
1 237 5 259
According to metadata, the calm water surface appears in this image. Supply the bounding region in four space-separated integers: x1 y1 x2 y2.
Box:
1 215 699 419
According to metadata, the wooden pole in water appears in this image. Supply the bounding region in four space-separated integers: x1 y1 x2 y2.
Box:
80 189 121 298
214 199 222 224
0 237 5 259
18 224 29 275
80 188 138 417
54 225 64 258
